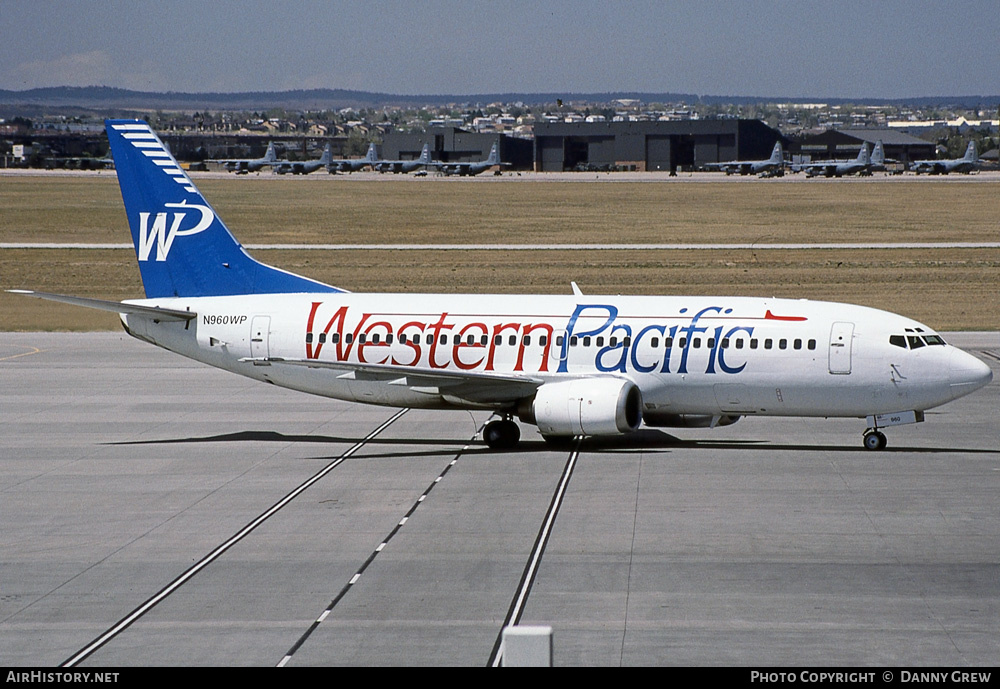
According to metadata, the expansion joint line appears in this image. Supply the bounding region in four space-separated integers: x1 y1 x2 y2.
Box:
277 431 473 667
488 439 582 667
61 408 409 668
620 453 642 666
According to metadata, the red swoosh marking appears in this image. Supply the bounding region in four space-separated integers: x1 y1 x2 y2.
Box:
765 309 807 322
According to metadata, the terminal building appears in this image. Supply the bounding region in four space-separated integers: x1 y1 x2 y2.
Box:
532 119 786 172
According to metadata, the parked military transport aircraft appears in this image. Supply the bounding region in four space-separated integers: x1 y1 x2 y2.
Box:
374 143 434 173
327 143 380 173
209 141 278 174
867 140 888 174
11 120 992 451
795 143 872 178
439 143 509 176
910 141 980 175
274 143 332 175
704 142 785 177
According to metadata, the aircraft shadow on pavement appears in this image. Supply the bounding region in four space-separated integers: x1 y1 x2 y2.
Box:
105 428 999 456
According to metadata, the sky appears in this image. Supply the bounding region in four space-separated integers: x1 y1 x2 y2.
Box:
1 0 998 99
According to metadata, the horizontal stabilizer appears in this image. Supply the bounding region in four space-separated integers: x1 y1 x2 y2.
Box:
7 290 196 321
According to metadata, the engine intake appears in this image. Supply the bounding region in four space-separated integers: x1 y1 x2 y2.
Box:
519 378 642 437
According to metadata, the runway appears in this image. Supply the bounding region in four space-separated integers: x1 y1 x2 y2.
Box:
2 332 998 666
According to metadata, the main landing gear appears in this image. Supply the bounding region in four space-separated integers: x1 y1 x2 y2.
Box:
863 427 887 451
483 415 520 450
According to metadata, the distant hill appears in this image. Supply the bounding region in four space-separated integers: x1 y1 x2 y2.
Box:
1 86 998 111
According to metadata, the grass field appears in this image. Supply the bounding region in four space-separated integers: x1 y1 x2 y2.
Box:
1 173 998 330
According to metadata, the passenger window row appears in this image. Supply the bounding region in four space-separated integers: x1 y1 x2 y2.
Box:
305 331 819 351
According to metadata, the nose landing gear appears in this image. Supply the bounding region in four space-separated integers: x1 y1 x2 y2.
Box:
862 411 924 450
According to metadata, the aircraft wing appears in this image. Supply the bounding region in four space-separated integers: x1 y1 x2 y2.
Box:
329 159 363 171
8 290 197 321
704 162 744 174
796 162 837 176
241 356 544 404
440 163 471 175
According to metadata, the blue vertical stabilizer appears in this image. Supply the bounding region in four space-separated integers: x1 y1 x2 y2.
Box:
106 119 341 298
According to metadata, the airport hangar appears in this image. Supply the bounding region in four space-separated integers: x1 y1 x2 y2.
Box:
793 128 935 167
381 126 534 170
532 119 786 172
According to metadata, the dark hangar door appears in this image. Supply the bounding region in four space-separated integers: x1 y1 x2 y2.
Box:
672 136 695 172
646 136 671 171
564 137 589 170
646 135 696 172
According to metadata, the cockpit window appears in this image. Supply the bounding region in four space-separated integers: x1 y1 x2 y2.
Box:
891 333 947 349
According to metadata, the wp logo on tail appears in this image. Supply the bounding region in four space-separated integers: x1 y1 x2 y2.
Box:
138 200 215 262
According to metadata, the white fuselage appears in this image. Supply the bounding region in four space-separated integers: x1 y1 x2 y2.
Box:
121 292 991 423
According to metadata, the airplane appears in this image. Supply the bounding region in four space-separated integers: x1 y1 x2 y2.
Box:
11 120 993 453
327 143 380 174
209 141 278 174
374 143 434 174
867 140 888 174
42 156 113 171
274 143 333 175
439 143 510 176
794 143 871 178
910 141 980 175
704 142 786 177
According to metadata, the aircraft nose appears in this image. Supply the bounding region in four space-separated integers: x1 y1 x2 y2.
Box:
948 347 993 399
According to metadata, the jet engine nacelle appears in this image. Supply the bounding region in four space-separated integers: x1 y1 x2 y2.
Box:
519 378 642 437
